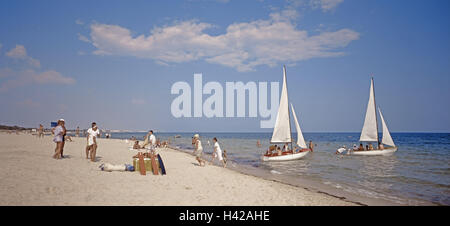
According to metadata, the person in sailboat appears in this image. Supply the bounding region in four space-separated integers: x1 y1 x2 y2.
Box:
358 143 364 151
283 143 290 152
277 146 282 156
352 144 358 151
378 142 384 150
368 143 374 150
265 145 276 156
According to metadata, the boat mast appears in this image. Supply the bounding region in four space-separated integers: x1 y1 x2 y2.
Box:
284 65 294 152
371 76 380 145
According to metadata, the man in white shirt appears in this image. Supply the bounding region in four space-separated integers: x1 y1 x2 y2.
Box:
149 130 156 148
86 122 100 162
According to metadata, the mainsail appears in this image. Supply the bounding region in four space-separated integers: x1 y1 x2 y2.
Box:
271 66 292 143
291 104 307 149
379 108 395 147
360 78 379 142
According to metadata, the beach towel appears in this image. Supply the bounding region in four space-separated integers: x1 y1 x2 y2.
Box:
99 163 134 172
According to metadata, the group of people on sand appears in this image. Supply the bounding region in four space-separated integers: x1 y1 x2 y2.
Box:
132 130 157 150
264 140 315 156
51 120 100 162
192 134 227 168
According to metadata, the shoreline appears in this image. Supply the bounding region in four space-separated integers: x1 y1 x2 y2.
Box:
167 145 404 206
0 132 359 206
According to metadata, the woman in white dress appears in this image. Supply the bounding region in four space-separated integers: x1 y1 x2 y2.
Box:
211 137 226 168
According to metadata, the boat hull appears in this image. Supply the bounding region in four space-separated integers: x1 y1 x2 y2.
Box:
262 150 310 162
348 147 398 156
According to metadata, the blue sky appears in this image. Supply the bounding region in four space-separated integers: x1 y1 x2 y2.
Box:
0 0 449 132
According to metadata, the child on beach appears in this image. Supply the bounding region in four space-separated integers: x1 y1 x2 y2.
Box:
38 124 44 138
223 150 228 167
211 137 226 167
133 140 141 149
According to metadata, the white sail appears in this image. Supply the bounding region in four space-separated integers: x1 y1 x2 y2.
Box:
360 78 379 142
271 66 292 143
379 108 395 147
291 104 307 149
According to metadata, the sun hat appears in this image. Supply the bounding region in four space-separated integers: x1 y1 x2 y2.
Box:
193 134 199 138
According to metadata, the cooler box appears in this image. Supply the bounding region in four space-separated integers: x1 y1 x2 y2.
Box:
133 158 159 172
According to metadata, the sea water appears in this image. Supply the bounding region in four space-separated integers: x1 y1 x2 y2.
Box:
109 132 450 206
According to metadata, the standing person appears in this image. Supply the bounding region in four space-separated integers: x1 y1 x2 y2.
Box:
378 142 384 150
149 130 156 149
211 137 226 167
75 126 80 137
309 140 314 152
60 119 67 158
193 134 205 166
52 119 65 159
38 124 44 138
86 122 100 162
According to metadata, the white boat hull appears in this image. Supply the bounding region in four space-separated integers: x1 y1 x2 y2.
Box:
262 150 310 162
348 147 398 156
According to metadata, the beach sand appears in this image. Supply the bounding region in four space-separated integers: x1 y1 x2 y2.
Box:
0 132 357 206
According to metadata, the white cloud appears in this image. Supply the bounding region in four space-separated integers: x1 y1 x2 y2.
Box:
5 45 41 68
310 0 344 12
77 33 91 43
0 69 75 92
1 44 75 92
86 7 358 72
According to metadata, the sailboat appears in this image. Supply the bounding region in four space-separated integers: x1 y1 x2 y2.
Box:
262 66 311 161
348 77 398 156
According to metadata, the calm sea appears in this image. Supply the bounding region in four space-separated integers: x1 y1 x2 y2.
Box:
108 132 449 205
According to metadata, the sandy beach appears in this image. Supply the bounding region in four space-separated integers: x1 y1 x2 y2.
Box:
0 132 357 206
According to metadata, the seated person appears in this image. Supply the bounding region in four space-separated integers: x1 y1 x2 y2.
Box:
352 144 358 151
378 142 384 150
133 141 141 149
277 147 282 156
65 135 73 142
365 145 369 150
283 143 289 152
265 145 276 155
368 143 374 150
358 143 364 151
